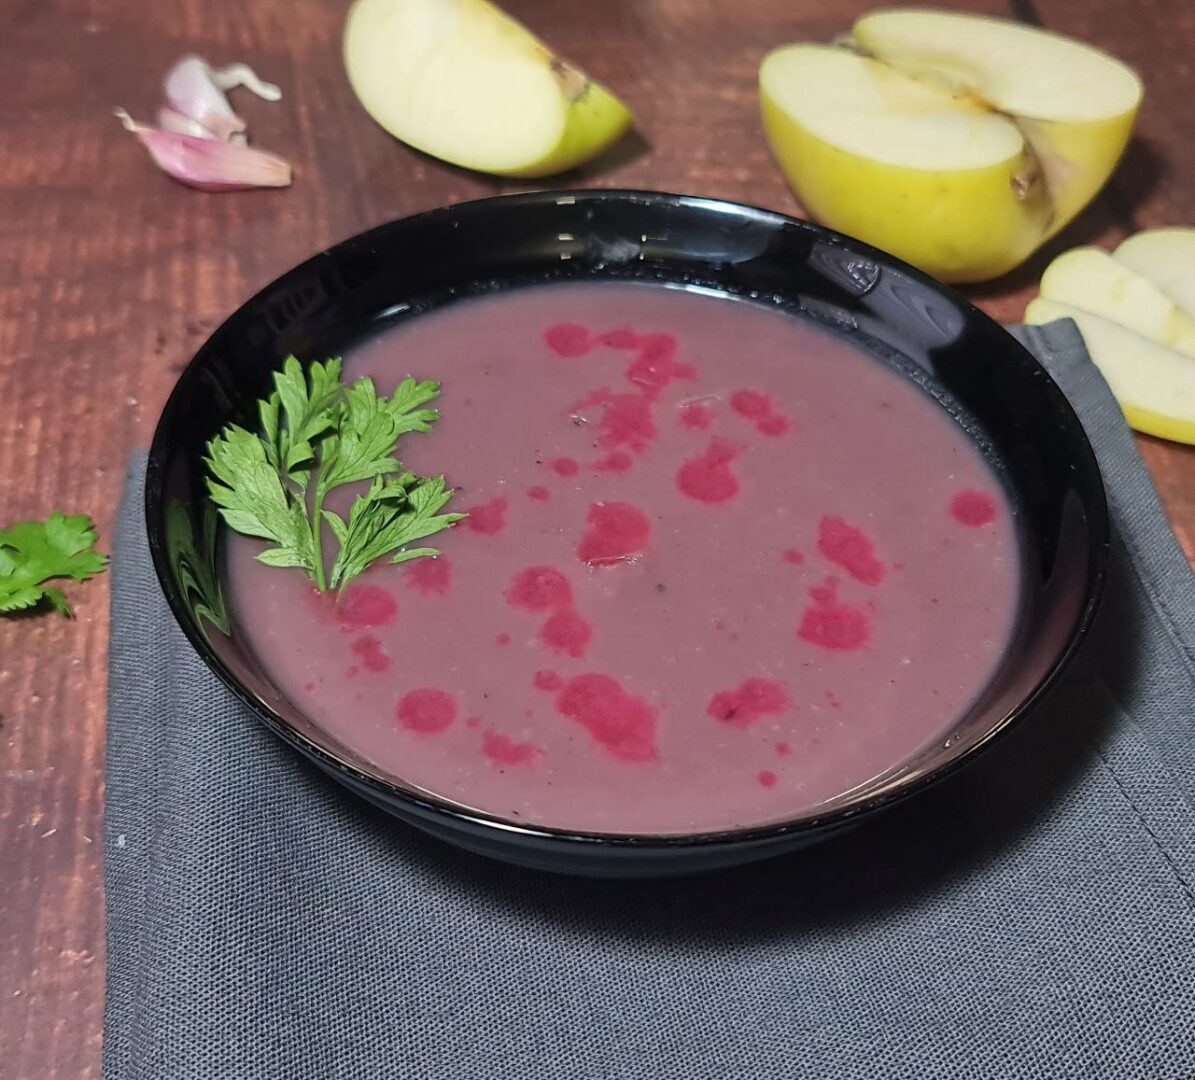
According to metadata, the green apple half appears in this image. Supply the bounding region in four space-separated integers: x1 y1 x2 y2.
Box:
760 10 1143 283
344 0 633 177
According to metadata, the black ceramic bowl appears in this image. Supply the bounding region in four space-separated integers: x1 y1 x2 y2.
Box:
147 190 1107 877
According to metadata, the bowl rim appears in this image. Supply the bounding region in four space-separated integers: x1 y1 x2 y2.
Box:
145 187 1110 850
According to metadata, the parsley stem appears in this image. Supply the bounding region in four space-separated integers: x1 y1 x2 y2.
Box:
311 485 328 592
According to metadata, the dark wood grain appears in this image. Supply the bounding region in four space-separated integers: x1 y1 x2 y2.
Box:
1 0 1192 1074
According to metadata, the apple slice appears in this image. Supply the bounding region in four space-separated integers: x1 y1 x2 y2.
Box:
760 11 1142 283
1038 247 1195 358
344 0 632 178
1025 297 1195 444
1113 228 1195 316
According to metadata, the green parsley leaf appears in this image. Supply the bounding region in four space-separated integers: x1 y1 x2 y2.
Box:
266 356 343 486
317 378 410 492
327 474 464 590
205 424 316 574
206 357 462 593
0 513 108 617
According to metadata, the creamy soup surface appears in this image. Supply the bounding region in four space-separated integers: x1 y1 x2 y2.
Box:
227 282 1020 834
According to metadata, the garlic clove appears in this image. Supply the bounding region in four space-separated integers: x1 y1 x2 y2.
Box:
157 105 218 140
162 56 283 142
210 62 283 102
163 55 246 141
115 109 292 191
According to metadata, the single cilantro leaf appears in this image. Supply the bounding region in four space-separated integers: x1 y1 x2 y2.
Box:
0 513 108 617
42 587 71 616
0 585 44 612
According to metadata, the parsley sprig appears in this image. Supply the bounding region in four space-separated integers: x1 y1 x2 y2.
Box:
206 357 463 592
0 513 108 616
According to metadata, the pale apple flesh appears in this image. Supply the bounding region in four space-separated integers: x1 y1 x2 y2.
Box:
1025 298 1195 445
1113 228 1195 316
1013 115 1138 242
760 45 1048 283
759 10 1143 284
344 0 632 178
853 10 1143 239
1038 247 1195 358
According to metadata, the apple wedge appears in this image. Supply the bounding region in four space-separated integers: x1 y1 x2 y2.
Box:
1038 247 1195 359
1114 228 1195 316
1025 297 1195 444
344 0 633 178
760 11 1142 283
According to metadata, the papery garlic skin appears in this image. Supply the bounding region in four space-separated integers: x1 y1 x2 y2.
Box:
157 106 218 140
210 62 282 102
164 56 247 141
115 109 292 191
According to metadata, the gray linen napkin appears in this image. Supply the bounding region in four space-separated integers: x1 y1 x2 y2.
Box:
105 320 1195 1080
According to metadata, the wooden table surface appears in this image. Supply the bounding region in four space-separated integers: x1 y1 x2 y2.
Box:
2 0 1194 1074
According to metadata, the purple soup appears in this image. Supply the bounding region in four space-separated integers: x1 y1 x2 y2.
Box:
226 282 1020 835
